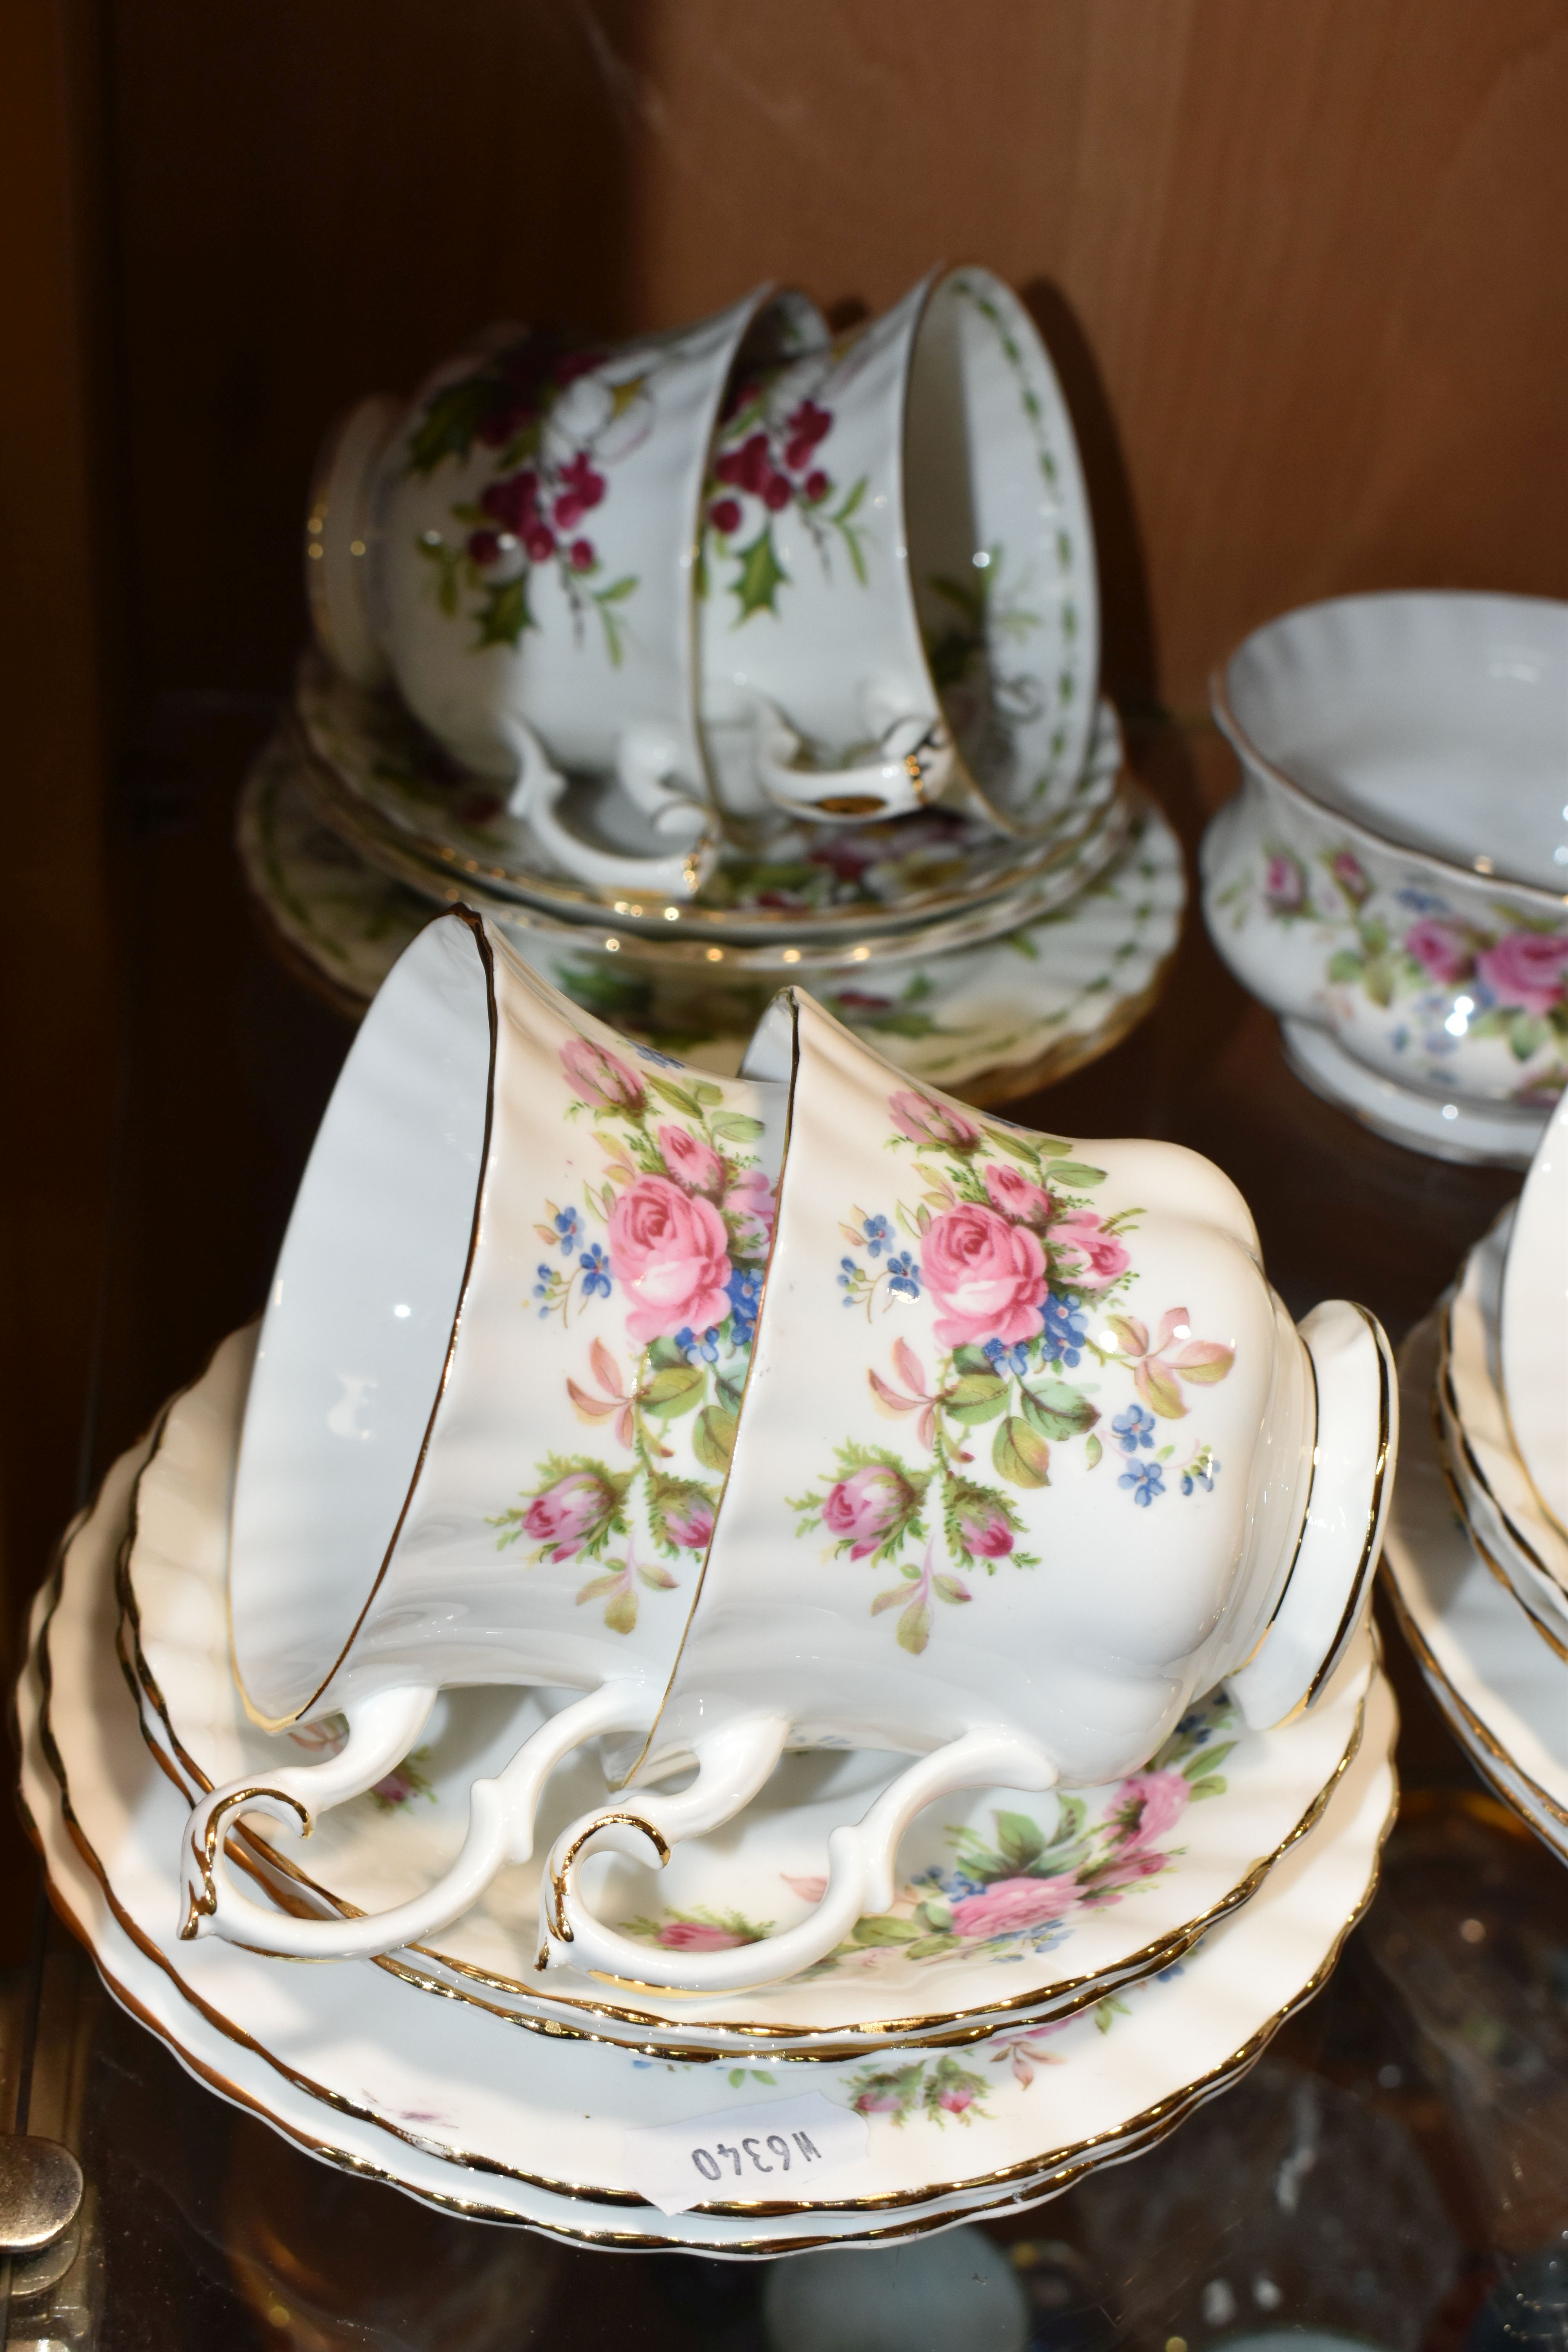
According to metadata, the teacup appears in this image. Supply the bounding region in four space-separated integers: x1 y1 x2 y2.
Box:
539 990 1396 1993
1203 592 1568 1167
698 267 1099 835
179 907 787 1957
308 291 824 902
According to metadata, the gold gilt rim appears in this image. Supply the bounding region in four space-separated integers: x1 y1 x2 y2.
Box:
116 1362 1369 2060
36 1511 1398 2224
1380 1552 1568 1837
1428 1382 1568 1671
1287 1302 1393 1724
1436 1294 1568 1603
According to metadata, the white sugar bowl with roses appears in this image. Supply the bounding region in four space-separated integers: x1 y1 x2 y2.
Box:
1203 590 1568 1167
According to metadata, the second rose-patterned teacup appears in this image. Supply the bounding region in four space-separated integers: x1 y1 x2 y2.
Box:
179 907 787 1958
539 989 1395 1994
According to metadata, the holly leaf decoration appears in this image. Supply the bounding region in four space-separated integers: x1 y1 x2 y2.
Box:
475 574 534 649
731 524 789 623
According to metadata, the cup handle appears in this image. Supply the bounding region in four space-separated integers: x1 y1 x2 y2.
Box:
539 1720 1057 1993
177 1681 656 1961
501 713 719 900
750 690 957 824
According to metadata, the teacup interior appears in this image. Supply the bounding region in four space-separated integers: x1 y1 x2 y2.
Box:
1225 592 1568 892
229 911 492 1724
906 273 1080 817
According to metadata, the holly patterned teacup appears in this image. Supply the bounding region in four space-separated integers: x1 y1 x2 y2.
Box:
540 989 1396 1995
699 267 1099 838
307 291 823 902
180 908 788 1960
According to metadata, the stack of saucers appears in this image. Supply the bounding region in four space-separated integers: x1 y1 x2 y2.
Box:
238 267 1182 1096
20 927 1398 2254
1383 1093 1568 1851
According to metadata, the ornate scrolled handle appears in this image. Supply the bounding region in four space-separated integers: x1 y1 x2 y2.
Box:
178 1681 658 1961
750 691 957 824
503 713 719 900
539 1721 1057 1994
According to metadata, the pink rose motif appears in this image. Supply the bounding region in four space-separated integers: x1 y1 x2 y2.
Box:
924 1203 1047 1348
983 1163 1054 1227
1405 918 1473 984
1263 853 1307 916
1330 851 1371 906
523 1468 617 1563
822 1463 914 1560
1476 931 1568 1019
1111 1767 1190 1852
608 1176 732 1343
937 2083 975 2115
655 1920 752 1951
959 1509 1014 1560
658 1122 724 1198
949 1876 1078 1941
1087 1849 1170 1895
1051 1209 1129 1287
854 2086 904 2115
663 1496 715 1552
561 1038 645 1115
723 1165 777 1254
889 1089 982 1154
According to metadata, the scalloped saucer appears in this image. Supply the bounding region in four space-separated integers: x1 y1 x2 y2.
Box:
21 1423 1396 2251
292 650 1129 948
123 1327 1374 2062
240 729 1185 1102
1385 1310 1568 1862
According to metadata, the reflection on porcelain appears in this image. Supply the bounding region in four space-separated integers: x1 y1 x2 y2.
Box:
1385 1314 1568 1857
180 911 787 1959
243 722 1185 1105
119 1326 1373 2057
1436 1209 1568 1637
698 268 1097 836
1499 1088 1568 1537
291 650 1128 947
1203 593 1568 1167
542 996 1395 1993
309 290 826 899
20 1449 1398 2249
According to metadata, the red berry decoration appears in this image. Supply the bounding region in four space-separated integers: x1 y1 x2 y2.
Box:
466 529 501 567
524 522 556 563
803 470 829 503
762 472 791 512
709 497 742 536
569 538 595 571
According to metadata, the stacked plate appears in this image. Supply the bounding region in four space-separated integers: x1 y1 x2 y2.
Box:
1383 1094 1568 1852
238 266 1185 1096
20 1322 1397 2253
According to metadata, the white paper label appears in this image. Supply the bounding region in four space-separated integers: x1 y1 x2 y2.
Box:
621 2091 869 2216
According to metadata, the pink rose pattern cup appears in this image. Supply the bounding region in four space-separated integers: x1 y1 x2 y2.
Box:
616 1687 1237 1985
495 1040 775 1636
795 1091 1235 1657
1229 836 1568 1107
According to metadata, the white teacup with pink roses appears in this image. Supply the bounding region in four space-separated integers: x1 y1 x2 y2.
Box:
180 909 788 1960
1204 590 1568 1167
541 989 1396 1995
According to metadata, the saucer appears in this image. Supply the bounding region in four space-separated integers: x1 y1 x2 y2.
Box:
1437 1209 1568 1608
1383 1312 1568 1857
22 1431 1397 2249
120 1329 1375 2060
239 730 1186 1102
294 649 1129 947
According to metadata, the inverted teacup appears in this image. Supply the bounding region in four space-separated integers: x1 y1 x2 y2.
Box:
698 266 1099 835
541 990 1395 1993
308 290 824 901
178 908 787 1957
